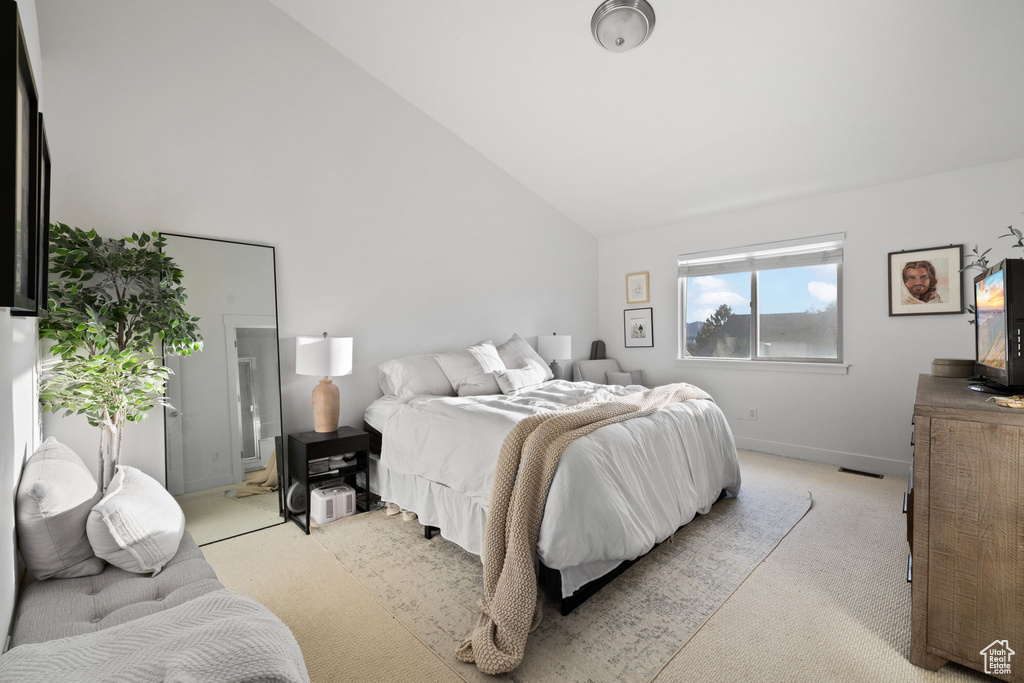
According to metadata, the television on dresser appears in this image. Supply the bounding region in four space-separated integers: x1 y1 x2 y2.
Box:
974 258 1024 392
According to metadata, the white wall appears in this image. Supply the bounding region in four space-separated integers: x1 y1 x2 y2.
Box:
2 0 43 646
599 157 1024 475
0 316 40 647
36 0 597 466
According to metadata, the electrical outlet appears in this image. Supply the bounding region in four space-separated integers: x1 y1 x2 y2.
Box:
747 407 758 421
213 451 221 462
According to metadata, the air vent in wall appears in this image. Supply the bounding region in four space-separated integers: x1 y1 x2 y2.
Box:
839 467 883 479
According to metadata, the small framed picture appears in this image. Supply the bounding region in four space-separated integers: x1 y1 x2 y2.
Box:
624 307 653 348
888 245 964 316
626 271 649 304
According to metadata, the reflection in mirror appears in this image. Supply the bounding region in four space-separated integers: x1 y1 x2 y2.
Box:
161 234 284 545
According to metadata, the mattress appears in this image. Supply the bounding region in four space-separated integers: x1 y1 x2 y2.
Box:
364 395 401 433
365 380 741 597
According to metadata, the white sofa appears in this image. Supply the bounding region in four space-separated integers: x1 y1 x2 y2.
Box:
0 439 308 682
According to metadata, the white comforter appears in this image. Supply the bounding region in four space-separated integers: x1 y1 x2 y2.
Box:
377 380 741 575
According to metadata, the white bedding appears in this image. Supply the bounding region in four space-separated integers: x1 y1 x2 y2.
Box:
368 379 741 596
364 395 400 432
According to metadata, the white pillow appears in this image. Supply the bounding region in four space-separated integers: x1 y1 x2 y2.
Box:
87 466 185 575
16 437 105 580
435 341 506 396
496 334 554 381
607 369 644 386
377 354 455 398
494 359 550 396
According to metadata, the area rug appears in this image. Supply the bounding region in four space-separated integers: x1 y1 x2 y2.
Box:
312 482 811 682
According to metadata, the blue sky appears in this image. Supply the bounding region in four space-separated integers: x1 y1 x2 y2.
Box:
685 265 838 324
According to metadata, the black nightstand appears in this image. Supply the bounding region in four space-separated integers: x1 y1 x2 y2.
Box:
286 426 370 534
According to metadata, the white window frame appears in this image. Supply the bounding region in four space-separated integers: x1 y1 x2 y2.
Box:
677 233 847 372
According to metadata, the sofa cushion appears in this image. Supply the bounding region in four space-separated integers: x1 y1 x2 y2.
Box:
16 437 105 580
87 466 185 575
1 589 308 683
572 359 622 384
607 369 644 386
11 532 222 647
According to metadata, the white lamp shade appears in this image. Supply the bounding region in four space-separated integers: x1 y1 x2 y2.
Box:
295 336 353 377
537 334 572 362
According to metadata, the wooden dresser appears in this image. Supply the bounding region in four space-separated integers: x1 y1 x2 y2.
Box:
910 374 1023 681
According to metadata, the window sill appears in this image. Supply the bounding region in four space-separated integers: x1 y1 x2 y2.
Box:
675 358 849 375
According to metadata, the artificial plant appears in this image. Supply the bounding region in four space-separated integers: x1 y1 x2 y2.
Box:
39 223 203 489
962 221 1021 324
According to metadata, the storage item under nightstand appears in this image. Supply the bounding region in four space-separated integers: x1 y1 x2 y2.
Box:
311 484 356 525
286 426 370 534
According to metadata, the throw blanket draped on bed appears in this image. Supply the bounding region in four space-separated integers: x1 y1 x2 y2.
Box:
455 382 713 674
0 589 309 683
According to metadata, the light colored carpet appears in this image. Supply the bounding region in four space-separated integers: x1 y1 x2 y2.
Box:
175 480 282 546
199 450 997 682
312 466 811 682
201 522 460 683
654 452 989 683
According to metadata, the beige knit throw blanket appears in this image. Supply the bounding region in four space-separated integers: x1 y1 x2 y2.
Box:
233 450 279 498
455 382 712 674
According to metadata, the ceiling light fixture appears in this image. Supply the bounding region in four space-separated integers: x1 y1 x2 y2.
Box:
591 0 656 53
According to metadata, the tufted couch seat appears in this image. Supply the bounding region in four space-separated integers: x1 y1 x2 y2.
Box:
11 532 222 647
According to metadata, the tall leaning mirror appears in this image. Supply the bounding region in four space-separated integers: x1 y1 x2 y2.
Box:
161 234 284 545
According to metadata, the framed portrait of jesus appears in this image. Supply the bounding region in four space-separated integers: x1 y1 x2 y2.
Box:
888 245 964 317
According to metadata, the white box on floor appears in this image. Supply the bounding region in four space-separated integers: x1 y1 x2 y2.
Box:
310 484 356 525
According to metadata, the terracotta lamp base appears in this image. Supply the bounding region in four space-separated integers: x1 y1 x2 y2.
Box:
312 379 340 433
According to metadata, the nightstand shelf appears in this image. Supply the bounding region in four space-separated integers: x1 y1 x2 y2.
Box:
286 426 370 534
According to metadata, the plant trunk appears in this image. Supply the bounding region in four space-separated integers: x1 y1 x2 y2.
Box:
98 411 123 492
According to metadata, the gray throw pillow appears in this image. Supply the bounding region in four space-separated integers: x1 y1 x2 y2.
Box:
16 437 105 579
606 370 644 386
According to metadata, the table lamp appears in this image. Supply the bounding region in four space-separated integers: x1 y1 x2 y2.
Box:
295 333 353 432
538 333 572 381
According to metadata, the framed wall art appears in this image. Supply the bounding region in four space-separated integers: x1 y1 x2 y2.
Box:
624 307 653 348
626 271 649 304
28 111 50 316
3 2 43 315
888 245 964 317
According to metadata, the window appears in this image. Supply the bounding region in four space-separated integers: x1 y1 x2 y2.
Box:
678 234 843 363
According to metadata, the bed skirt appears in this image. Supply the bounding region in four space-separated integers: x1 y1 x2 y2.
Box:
370 450 631 598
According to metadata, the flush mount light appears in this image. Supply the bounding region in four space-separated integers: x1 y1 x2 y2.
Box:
591 0 656 53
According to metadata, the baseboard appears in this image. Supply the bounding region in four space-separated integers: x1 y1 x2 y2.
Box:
734 437 910 477
182 473 237 493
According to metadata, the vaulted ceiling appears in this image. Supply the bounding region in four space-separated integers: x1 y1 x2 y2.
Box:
270 0 1024 237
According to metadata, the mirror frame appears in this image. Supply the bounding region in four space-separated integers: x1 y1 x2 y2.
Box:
159 232 286 528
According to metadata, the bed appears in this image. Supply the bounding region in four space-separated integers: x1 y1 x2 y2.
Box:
364 343 741 613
